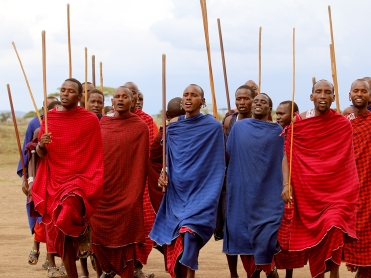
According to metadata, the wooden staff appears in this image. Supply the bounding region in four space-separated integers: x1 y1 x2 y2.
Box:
100 62 104 114
217 18 231 112
12 42 41 124
67 3 72 78
258 26 262 94
328 6 341 113
162 54 167 193
92 55 96 87
200 0 218 118
288 28 296 208
7 84 29 194
84 47 88 107
312 77 316 86
42 31 48 133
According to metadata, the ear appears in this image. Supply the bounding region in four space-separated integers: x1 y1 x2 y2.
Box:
78 93 82 102
332 94 335 103
310 94 313 101
131 97 135 108
349 92 351 101
202 98 206 106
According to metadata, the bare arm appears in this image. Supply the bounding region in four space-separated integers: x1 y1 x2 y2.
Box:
281 153 292 204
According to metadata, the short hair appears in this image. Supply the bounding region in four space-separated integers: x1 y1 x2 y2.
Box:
47 100 61 110
189 84 204 98
278 101 299 114
64 78 83 95
88 89 104 100
115 86 133 97
259 93 273 108
350 79 370 91
235 85 256 98
312 79 334 94
81 82 93 85
43 96 59 107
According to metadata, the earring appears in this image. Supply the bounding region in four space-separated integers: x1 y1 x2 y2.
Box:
180 102 183 110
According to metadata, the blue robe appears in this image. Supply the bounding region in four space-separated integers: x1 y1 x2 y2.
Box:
223 118 284 264
149 113 225 268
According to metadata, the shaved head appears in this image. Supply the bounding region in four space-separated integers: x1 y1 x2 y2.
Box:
166 97 185 120
244 80 259 95
350 79 370 91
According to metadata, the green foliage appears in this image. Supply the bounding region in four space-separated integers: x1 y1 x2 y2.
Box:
23 109 43 119
0 112 11 123
97 86 115 97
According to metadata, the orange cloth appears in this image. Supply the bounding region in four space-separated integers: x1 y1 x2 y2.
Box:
33 222 46 243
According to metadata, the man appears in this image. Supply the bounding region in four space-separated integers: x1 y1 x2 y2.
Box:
123 81 156 277
136 91 144 110
90 86 149 278
274 101 306 278
87 88 105 119
32 78 104 278
16 96 57 268
281 80 359 278
148 97 185 214
343 76 371 116
244 80 259 95
343 79 371 278
224 93 283 278
215 85 256 278
80 82 95 108
151 84 225 278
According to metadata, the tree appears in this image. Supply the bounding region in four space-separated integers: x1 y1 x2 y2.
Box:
23 109 43 119
0 112 11 123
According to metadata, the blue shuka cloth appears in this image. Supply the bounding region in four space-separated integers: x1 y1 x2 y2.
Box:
149 113 225 267
223 119 284 264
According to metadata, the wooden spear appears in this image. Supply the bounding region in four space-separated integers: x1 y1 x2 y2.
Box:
67 3 72 78
258 27 262 94
217 18 231 112
100 62 104 114
7 84 29 195
84 47 88 108
92 55 96 87
162 54 167 193
288 28 296 208
199 0 218 118
312 77 316 86
328 6 341 113
12 42 41 124
42 31 48 133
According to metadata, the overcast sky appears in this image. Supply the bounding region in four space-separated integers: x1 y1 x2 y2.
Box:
1 0 370 116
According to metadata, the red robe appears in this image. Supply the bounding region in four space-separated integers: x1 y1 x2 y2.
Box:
32 106 104 257
284 109 358 277
344 111 371 270
90 114 149 276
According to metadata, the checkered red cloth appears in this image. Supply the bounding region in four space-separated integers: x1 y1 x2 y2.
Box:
133 108 157 264
344 111 371 267
32 106 104 257
285 109 358 276
358 267 371 278
240 255 275 277
90 114 149 273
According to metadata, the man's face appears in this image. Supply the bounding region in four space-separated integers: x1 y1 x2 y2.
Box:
276 103 292 128
87 93 104 116
182 85 204 113
136 92 144 110
310 81 335 113
112 87 133 113
81 83 95 106
349 80 370 109
252 94 271 118
123 82 138 111
244 80 259 95
60 81 81 110
235 88 253 115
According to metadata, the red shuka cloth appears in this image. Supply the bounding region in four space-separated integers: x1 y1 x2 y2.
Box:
344 111 371 267
32 106 104 257
90 114 149 275
148 126 165 213
284 109 358 276
133 108 156 263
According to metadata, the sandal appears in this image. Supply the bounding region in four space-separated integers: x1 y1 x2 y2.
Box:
42 260 49 270
47 267 66 278
58 265 68 278
28 249 40 265
100 272 115 278
134 269 155 278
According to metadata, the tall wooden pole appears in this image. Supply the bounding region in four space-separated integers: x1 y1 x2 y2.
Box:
12 42 41 124
328 6 341 113
67 3 72 78
84 47 88 107
42 31 48 133
100 62 104 114
217 18 231 112
92 55 96 87
258 27 262 94
312 77 316 86
288 28 296 208
200 0 218 118
162 54 167 193
7 84 29 195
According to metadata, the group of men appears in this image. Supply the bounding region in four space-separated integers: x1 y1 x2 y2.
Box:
18 76 371 278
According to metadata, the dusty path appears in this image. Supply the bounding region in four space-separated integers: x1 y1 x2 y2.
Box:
0 124 355 277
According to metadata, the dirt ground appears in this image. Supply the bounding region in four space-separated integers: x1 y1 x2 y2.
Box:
0 124 356 277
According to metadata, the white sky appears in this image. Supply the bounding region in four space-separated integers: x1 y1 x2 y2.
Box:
1 0 370 116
